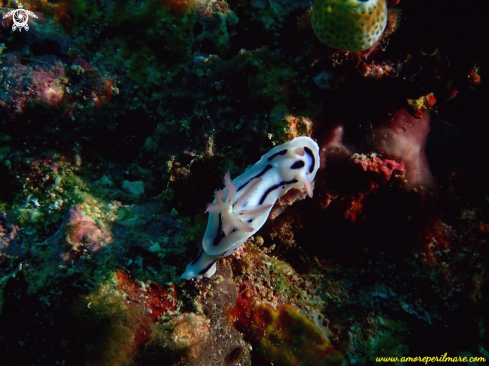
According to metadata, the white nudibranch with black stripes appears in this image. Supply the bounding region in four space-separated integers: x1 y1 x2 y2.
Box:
181 136 320 280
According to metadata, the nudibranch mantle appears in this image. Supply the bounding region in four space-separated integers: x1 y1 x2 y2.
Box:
181 136 320 280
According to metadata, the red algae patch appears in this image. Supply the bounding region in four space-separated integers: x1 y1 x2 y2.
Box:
350 153 405 184
115 269 177 322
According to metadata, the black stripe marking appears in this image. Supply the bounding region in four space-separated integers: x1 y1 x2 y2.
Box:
199 260 218 275
304 147 315 173
237 165 273 191
267 149 287 161
290 160 305 169
190 248 203 266
213 214 225 246
259 179 298 204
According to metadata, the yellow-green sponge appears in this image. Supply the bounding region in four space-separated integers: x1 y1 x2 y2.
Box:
312 0 387 52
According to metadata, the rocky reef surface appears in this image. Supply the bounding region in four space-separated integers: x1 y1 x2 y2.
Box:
0 0 487 365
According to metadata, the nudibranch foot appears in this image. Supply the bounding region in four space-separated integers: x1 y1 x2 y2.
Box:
181 249 219 280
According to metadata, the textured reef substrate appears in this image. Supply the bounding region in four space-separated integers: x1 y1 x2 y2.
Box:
0 0 487 365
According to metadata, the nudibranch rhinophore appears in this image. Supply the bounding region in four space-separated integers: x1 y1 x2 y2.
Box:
181 136 320 280
311 0 387 52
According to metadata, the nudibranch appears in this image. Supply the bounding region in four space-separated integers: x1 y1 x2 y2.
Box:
181 136 320 280
311 0 387 52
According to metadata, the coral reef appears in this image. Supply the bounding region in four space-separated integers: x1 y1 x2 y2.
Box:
0 0 487 364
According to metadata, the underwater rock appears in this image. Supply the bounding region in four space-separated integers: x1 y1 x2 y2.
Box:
122 180 145 198
232 282 345 366
0 53 114 118
0 212 19 254
115 269 177 321
37 205 113 263
62 206 113 260
156 312 211 359
73 281 155 366
179 260 251 365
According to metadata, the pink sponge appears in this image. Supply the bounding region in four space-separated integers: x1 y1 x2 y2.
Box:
373 108 436 190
